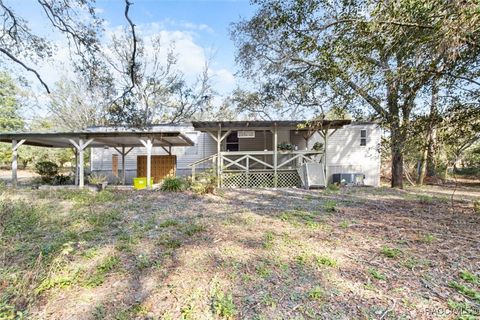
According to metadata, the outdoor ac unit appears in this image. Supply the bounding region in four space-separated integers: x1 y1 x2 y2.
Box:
238 130 255 138
332 173 365 185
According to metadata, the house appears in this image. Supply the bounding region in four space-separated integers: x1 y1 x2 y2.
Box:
90 120 381 187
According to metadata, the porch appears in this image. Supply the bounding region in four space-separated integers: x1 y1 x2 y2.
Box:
190 120 351 188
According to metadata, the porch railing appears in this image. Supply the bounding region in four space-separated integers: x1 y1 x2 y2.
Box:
219 150 322 172
189 150 323 188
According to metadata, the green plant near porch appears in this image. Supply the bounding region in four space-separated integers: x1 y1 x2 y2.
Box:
277 142 294 151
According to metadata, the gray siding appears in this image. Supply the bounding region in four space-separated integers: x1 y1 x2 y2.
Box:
90 123 381 186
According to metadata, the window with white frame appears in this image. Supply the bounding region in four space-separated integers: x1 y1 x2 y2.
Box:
360 129 367 146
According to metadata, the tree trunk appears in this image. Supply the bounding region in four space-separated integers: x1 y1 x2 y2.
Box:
390 121 404 188
426 77 438 178
416 147 427 185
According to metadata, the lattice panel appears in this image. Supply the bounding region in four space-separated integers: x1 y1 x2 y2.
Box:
277 171 301 188
221 171 300 188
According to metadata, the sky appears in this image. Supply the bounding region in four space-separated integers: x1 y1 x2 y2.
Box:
13 0 257 100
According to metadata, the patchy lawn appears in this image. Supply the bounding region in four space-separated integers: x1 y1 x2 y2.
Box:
0 184 479 319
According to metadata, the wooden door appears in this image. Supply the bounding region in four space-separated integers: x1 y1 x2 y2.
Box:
137 155 176 183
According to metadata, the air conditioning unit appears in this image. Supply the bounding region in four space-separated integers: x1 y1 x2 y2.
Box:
332 173 365 185
238 130 255 138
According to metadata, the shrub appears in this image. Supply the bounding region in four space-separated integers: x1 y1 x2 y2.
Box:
474 200 480 214
190 170 217 194
160 176 185 192
312 142 324 151
52 174 72 185
88 173 108 185
326 183 340 192
34 161 59 183
277 142 294 151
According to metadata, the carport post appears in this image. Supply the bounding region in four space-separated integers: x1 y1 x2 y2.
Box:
140 139 153 189
113 146 134 185
69 138 94 189
11 139 26 189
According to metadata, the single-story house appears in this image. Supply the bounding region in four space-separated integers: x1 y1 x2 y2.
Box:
90 120 381 187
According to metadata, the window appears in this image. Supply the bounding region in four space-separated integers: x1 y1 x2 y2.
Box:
360 129 367 146
226 131 239 151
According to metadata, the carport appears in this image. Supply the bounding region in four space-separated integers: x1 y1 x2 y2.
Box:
0 129 194 189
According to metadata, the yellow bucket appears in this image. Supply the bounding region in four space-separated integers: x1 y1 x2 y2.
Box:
133 177 154 190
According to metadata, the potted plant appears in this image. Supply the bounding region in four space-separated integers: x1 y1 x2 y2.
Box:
277 142 294 153
312 142 324 152
88 173 109 191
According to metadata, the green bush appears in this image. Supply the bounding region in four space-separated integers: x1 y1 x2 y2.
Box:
34 161 59 183
51 174 71 185
160 176 185 192
312 142 324 151
190 170 216 194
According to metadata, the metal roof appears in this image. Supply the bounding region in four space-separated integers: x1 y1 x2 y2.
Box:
191 120 352 130
0 130 194 148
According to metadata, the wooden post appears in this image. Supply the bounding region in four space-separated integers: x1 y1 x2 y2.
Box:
246 156 250 187
114 146 133 185
74 149 78 186
217 127 221 188
192 164 196 182
79 139 85 188
273 125 278 188
140 139 153 189
323 130 328 186
121 146 126 185
69 138 94 189
11 139 25 189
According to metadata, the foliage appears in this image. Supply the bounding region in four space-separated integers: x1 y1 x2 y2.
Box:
315 255 337 268
369 268 387 280
0 72 24 132
103 30 216 127
312 142 324 151
474 200 480 214
0 0 103 93
277 142 294 151
88 173 108 185
380 246 402 259
232 0 480 188
160 176 185 192
211 289 236 319
52 174 72 186
34 161 59 183
190 170 217 194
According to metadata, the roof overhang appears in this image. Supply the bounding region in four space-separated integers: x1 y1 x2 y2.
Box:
0 130 194 148
192 120 352 131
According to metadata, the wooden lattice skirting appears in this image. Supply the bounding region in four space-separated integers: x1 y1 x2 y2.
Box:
221 170 301 188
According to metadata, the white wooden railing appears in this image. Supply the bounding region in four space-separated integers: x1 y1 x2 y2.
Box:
189 150 323 182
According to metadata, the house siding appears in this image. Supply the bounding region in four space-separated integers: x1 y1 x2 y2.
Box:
90 122 381 186
306 123 381 186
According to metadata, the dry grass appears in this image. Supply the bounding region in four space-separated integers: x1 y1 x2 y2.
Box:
0 183 479 319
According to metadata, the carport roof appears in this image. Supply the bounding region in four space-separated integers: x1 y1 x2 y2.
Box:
192 120 352 130
0 129 194 148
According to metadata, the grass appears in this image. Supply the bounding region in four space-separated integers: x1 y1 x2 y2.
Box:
380 246 402 259
308 286 324 300
211 288 236 319
449 281 480 301
315 255 338 268
368 268 387 280
1 184 478 319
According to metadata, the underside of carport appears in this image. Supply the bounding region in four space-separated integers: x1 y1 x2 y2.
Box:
0 130 194 189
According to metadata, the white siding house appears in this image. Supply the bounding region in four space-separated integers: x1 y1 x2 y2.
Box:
90 121 381 187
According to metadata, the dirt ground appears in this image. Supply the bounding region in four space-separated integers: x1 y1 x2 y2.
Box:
0 183 479 319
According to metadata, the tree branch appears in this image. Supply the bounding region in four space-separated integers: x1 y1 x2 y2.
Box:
124 0 137 93
0 47 50 93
